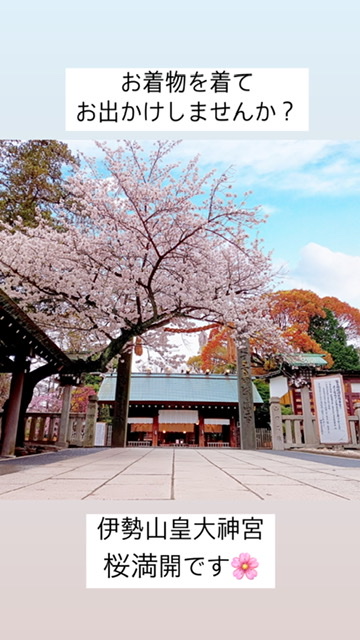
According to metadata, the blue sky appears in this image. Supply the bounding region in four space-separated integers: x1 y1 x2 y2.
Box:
68 139 360 310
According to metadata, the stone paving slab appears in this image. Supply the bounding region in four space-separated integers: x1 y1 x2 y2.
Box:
0 447 360 500
245 484 347 500
108 474 171 485
56 469 129 480
0 488 91 500
325 470 360 479
87 483 171 500
0 482 34 493
274 473 342 483
231 475 302 485
174 489 262 501
299 479 360 499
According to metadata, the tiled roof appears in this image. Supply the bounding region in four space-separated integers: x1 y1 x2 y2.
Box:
98 372 263 404
0 288 72 369
281 353 327 367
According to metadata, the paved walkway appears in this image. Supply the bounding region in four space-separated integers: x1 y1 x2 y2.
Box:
1 448 360 500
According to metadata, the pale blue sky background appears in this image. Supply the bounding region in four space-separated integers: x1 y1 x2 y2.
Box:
1 1 359 138
69 138 360 310
1 2 359 303
1 2 360 634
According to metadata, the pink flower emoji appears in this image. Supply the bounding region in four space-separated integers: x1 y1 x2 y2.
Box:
231 553 259 580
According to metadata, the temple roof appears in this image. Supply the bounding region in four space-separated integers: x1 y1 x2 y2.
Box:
0 289 73 372
98 372 263 404
280 353 328 368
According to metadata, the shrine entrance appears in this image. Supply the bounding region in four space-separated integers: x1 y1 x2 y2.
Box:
126 417 234 447
158 421 196 446
98 371 259 449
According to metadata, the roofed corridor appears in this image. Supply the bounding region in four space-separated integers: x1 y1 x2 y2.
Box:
0 448 360 500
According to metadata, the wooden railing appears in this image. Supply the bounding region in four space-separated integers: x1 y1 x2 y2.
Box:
207 442 230 448
25 412 60 444
3 411 358 452
282 415 306 448
281 414 360 449
67 414 87 446
22 412 86 447
23 412 87 447
128 440 152 447
256 429 272 449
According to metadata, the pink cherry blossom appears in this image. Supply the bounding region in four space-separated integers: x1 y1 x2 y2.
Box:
231 552 259 580
0 140 285 377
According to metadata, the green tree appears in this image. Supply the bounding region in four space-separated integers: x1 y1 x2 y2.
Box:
0 140 79 228
308 308 360 370
253 379 270 429
81 373 103 393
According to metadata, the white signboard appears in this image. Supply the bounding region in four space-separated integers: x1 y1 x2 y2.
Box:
94 422 108 447
312 375 349 444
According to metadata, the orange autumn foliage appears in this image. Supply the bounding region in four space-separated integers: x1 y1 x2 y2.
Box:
70 386 97 413
187 290 360 374
200 326 236 372
266 289 327 332
321 296 360 341
265 289 360 368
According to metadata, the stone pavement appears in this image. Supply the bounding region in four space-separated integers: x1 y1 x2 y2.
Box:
0 447 360 500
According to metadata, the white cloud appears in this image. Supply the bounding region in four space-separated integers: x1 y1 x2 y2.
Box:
281 243 360 307
64 139 360 197
259 204 278 216
178 139 334 174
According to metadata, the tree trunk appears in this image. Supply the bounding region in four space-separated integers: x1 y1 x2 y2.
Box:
111 351 132 447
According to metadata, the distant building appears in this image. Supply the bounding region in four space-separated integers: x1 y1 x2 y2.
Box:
98 372 263 447
290 371 360 416
265 353 360 416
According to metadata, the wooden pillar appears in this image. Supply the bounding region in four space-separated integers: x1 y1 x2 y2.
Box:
229 417 237 448
83 394 98 447
193 423 199 445
236 339 256 450
1 352 28 457
198 414 205 447
57 385 72 448
152 414 159 447
301 385 319 445
270 397 284 450
112 351 132 447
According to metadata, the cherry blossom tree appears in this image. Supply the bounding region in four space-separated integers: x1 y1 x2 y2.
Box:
0 140 279 443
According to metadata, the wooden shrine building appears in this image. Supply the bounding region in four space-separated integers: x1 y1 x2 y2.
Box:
265 353 360 416
98 372 263 447
0 289 74 457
